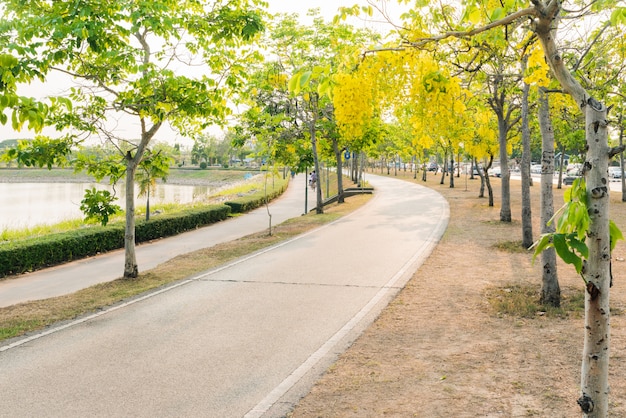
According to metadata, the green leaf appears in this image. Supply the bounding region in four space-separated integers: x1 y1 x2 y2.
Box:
553 234 583 274
611 8 626 25
531 234 553 261
299 71 312 88
288 73 301 95
610 220 624 251
566 234 588 259
491 8 505 21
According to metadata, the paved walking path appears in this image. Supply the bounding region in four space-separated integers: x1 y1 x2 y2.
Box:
0 174 449 418
0 174 316 308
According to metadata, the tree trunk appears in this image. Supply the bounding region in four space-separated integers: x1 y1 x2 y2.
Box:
474 160 485 197
538 88 560 307
124 157 138 278
619 118 625 202
310 118 323 214
440 151 447 185
449 153 455 188
145 188 150 222
536 10 612 414
332 138 344 203
483 156 494 207
520 69 533 248
558 144 565 189
498 116 511 222
578 102 611 417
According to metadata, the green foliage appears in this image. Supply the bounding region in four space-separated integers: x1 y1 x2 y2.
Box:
225 181 287 213
0 224 126 277
0 205 231 277
2 136 73 169
136 148 172 198
532 178 624 277
79 187 122 226
0 174 288 277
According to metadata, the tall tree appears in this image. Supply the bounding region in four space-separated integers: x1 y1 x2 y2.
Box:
0 0 265 278
350 1 626 415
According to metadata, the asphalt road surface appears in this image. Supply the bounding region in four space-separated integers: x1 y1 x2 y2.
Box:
0 174 448 417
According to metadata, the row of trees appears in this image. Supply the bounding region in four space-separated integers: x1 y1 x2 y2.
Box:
231 2 626 416
1 1 626 415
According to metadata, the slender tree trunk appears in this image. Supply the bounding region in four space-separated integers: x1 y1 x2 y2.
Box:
145 188 150 222
332 138 344 203
359 153 365 185
538 88 560 307
485 171 494 207
449 153 455 188
520 69 533 248
536 12 613 414
124 157 138 278
558 144 565 189
440 151 447 185
578 102 611 417
477 163 485 198
309 117 323 214
498 116 511 222
619 118 625 202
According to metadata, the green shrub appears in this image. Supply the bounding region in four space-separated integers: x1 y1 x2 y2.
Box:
225 185 285 213
0 225 125 277
199 162 207 169
0 177 288 278
0 205 231 277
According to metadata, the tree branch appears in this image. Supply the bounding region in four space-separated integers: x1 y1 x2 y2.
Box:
401 7 537 48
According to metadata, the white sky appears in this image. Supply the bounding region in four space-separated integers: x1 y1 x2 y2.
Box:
0 0 400 144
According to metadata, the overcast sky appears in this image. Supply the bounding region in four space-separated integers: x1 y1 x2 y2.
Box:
1 0 398 144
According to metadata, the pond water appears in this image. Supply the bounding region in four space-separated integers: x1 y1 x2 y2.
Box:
0 182 210 230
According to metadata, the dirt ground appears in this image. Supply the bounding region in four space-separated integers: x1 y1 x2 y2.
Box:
288 171 626 417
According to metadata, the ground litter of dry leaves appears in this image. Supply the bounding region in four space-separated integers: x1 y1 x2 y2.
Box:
289 171 626 418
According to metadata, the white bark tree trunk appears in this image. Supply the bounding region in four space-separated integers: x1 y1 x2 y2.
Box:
537 88 560 307
498 115 511 221
520 62 533 248
535 4 611 414
579 102 611 417
124 157 138 278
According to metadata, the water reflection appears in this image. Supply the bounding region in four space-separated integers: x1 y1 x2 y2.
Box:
0 182 209 230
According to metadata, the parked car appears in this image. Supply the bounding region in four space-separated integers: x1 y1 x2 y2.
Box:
490 166 501 177
563 175 581 185
609 166 622 179
427 162 438 172
530 164 542 174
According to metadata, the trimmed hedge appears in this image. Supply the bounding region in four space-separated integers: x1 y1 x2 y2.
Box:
0 225 126 277
0 178 288 278
225 184 286 213
0 204 231 278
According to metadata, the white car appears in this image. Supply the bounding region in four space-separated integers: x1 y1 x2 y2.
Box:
609 166 622 179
